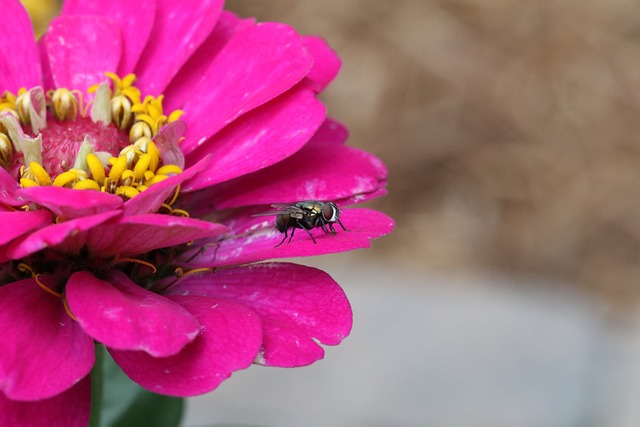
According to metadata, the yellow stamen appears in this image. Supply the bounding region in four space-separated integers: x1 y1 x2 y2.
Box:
86 153 105 183
17 262 36 276
170 209 190 217
174 267 215 279
110 256 157 274
147 140 160 172
73 179 100 191
108 155 128 180
168 110 184 122
50 88 78 121
35 274 64 298
144 174 169 186
20 177 38 188
167 184 181 206
156 164 182 176
28 162 51 186
52 170 79 187
133 153 151 180
115 185 139 199
63 297 77 321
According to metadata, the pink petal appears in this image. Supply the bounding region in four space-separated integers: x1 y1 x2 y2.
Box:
44 16 122 94
0 0 41 92
181 208 395 267
66 270 201 357
183 84 325 192
180 23 313 156
37 39 55 91
308 117 349 146
5 210 121 260
153 120 186 169
199 143 388 209
134 0 223 95
165 11 255 111
122 157 209 216
84 214 227 257
168 263 352 367
0 278 94 400
109 295 262 396
18 186 122 219
61 0 156 73
301 36 342 93
0 375 90 427
0 168 24 206
0 210 52 246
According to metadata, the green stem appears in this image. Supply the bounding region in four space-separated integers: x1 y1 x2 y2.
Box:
88 343 105 427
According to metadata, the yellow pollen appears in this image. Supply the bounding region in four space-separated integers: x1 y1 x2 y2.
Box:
133 153 151 180
146 141 160 172
19 177 39 188
108 155 128 181
86 153 105 183
73 179 100 191
28 162 52 186
52 169 81 187
156 164 182 176
115 185 139 199
144 174 169 186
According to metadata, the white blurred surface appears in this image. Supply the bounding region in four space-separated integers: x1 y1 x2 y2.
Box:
180 259 639 427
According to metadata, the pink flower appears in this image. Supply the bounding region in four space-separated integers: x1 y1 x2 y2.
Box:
0 0 393 426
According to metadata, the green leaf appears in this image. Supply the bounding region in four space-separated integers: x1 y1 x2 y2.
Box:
89 344 184 427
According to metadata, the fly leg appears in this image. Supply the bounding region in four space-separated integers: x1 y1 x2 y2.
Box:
275 229 289 248
302 227 317 244
336 218 349 232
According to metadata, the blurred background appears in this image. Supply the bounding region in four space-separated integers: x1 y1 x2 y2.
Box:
22 0 640 426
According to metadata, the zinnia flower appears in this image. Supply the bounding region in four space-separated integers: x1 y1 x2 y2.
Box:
0 0 393 426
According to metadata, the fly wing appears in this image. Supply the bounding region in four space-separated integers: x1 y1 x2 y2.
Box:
253 204 307 219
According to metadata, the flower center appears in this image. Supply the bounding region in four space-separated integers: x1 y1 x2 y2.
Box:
0 73 185 199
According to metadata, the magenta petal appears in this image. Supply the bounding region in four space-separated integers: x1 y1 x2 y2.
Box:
0 375 90 427
183 208 394 268
308 117 349 146
0 0 41 92
37 39 55 91
85 214 227 257
135 0 223 94
165 11 255 111
181 23 313 156
44 16 122 94
169 263 352 367
109 295 262 396
5 210 120 259
183 85 325 192
0 278 94 400
61 0 156 73
123 157 209 216
204 143 388 209
18 186 122 219
0 168 24 206
301 36 342 93
66 271 201 357
0 210 52 246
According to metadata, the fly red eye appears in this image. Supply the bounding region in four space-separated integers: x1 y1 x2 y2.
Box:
323 203 336 221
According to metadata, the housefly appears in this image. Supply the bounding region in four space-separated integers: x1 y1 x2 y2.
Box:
256 200 347 247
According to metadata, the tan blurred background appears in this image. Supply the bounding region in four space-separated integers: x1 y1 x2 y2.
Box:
227 0 640 308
